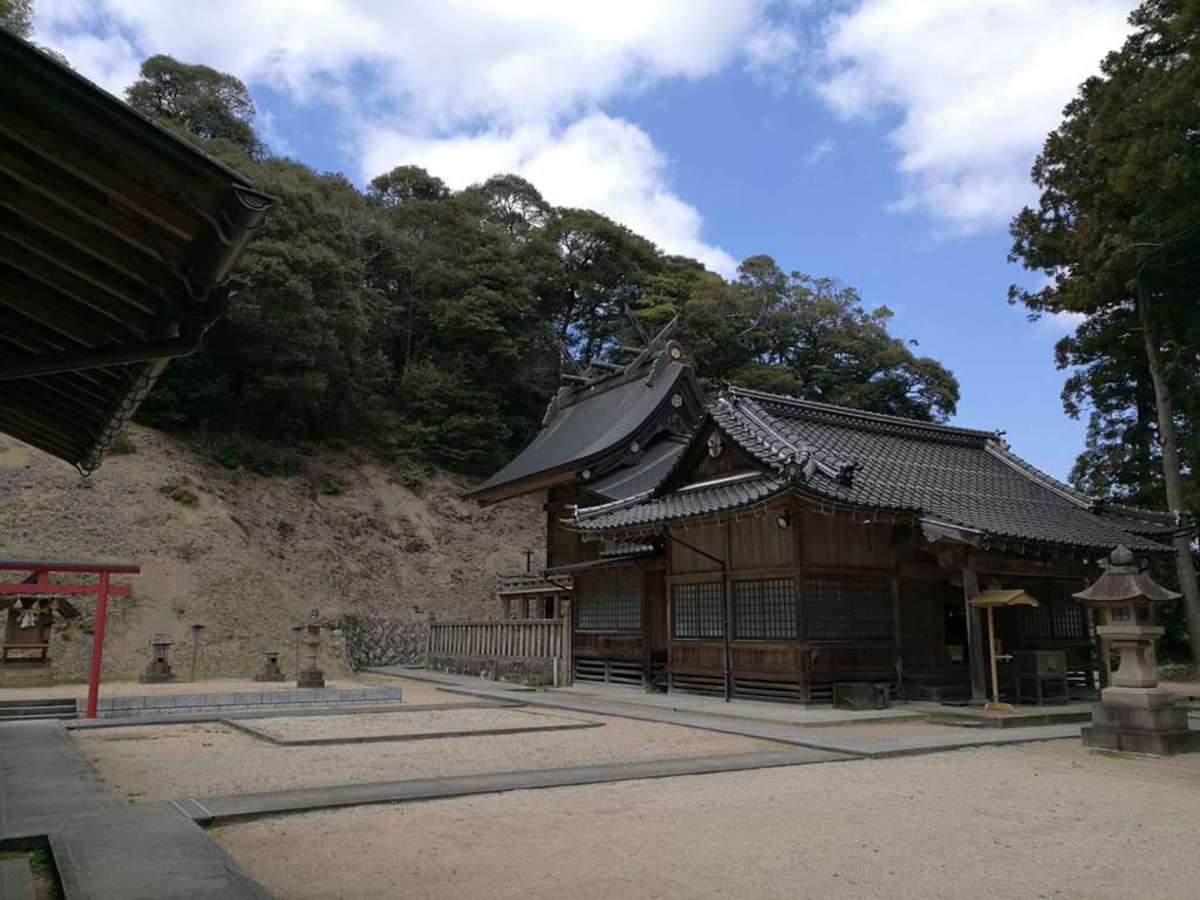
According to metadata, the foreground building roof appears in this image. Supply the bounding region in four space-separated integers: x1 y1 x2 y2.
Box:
468 344 704 504
571 386 1181 555
0 31 274 473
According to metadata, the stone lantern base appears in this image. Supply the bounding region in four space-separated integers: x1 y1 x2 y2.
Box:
139 661 177 684
297 668 325 689
1082 687 1200 756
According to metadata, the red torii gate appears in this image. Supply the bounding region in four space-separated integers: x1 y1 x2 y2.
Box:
0 559 139 718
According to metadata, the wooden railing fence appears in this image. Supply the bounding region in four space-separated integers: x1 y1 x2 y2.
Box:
428 618 565 660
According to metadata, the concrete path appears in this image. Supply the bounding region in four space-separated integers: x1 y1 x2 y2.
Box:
178 746 851 824
367 667 1083 757
0 720 273 899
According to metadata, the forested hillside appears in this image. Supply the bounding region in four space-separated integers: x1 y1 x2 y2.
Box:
119 55 960 477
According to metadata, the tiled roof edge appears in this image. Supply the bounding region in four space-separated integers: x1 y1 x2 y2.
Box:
982 442 1094 510
727 386 998 444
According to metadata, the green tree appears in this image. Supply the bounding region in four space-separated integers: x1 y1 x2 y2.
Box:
1010 0 1200 660
126 55 264 158
0 0 32 37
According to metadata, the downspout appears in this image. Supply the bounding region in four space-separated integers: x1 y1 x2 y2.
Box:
666 530 731 702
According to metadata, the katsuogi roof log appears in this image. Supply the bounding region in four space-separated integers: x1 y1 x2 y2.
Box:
0 30 275 473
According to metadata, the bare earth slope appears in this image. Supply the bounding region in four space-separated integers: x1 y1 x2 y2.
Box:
0 426 541 681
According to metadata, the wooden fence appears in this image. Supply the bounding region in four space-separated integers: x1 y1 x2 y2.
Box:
427 617 572 686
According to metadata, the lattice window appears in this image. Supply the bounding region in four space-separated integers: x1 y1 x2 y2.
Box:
802 578 893 642
734 578 798 640
672 582 724 639
576 568 641 632
1019 583 1088 640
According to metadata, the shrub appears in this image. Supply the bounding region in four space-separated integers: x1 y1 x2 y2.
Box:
399 460 430 491
160 475 199 506
318 471 350 496
208 436 302 477
109 432 138 454
1158 661 1194 681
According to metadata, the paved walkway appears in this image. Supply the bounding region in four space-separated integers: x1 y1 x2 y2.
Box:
178 746 851 824
0 720 273 899
367 667 1083 757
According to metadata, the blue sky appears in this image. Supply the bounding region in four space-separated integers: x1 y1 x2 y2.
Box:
34 0 1141 480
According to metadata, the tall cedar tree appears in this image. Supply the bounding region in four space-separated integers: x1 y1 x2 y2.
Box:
1010 0 1200 660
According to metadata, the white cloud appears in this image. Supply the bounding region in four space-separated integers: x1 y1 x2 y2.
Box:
813 0 1137 233
803 136 836 166
361 115 739 275
34 0 761 272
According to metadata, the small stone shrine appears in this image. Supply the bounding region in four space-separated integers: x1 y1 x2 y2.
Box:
297 609 325 688
254 649 285 682
0 596 79 687
1077 546 1200 756
140 632 177 683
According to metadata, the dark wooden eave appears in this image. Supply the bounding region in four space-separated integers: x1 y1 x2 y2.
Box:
0 29 275 473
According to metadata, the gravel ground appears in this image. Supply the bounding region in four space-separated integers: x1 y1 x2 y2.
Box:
246 708 587 741
74 714 781 800
214 739 1200 900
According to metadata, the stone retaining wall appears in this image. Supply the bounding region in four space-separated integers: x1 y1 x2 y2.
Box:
335 615 430 670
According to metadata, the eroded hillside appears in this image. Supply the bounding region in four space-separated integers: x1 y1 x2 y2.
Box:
0 426 542 681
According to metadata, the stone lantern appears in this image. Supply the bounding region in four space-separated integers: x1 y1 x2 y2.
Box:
1075 546 1199 755
297 609 325 689
140 633 177 683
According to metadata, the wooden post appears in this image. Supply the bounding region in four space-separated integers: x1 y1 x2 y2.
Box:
986 606 999 704
962 555 987 705
561 595 573 686
85 571 109 719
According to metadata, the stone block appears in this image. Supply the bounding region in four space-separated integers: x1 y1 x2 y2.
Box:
1084 725 1200 756
1089 703 1189 733
1099 687 1179 709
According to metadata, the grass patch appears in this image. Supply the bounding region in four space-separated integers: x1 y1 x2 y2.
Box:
160 475 199 506
109 432 138 454
317 471 351 496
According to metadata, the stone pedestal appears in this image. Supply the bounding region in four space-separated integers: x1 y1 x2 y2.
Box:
1082 687 1200 756
297 668 325 688
297 618 324 688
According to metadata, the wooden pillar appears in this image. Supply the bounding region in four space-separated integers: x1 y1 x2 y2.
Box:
561 595 573 686
962 555 987 705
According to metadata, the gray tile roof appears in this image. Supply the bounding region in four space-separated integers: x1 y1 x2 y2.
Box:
572 386 1176 554
575 474 785 531
583 435 688 500
468 355 698 502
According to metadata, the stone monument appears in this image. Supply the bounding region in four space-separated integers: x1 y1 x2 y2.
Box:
140 633 177 683
1077 546 1199 756
297 609 325 688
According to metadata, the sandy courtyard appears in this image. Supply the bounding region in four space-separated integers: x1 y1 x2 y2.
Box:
215 739 1200 900
74 711 782 800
